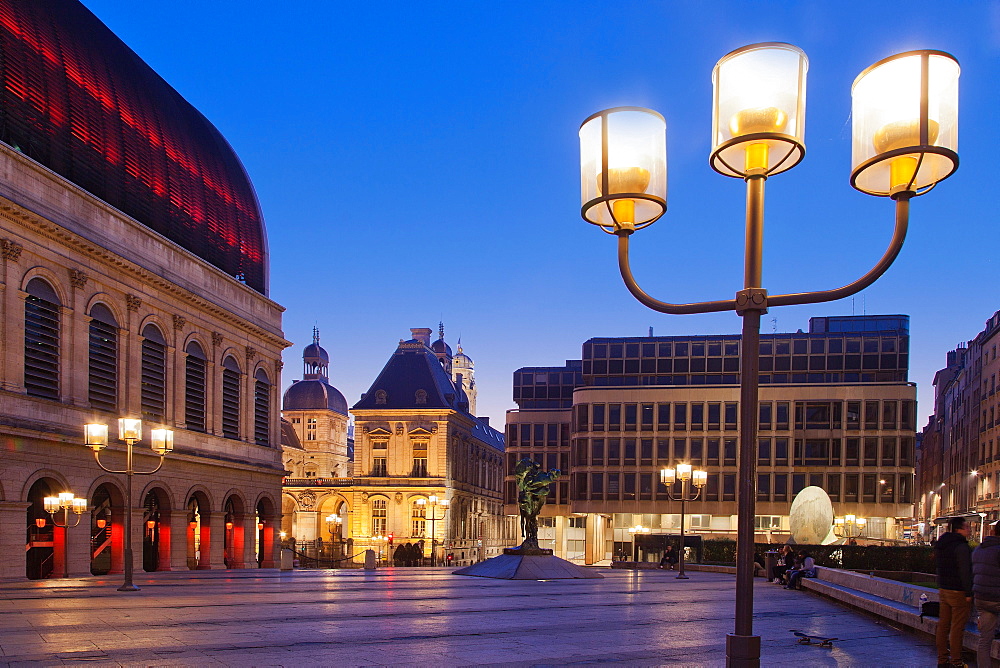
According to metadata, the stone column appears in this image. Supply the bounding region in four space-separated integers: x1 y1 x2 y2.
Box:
0 501 30 579
169 510 191 571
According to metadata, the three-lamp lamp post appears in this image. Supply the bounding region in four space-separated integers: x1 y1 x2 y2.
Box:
416 495 449 566
84 418 173 591
834 515 868 539
579 44 959 666
326 513 343 557
627 523 649 561
660 464 708 579
43 492 86 578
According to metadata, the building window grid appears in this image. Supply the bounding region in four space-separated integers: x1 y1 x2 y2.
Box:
372 499 387 535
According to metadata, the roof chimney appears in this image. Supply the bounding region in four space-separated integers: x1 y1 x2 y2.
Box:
410 328 432 347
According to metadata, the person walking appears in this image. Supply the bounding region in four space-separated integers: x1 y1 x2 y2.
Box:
973 520 1000 668
936 516 974 667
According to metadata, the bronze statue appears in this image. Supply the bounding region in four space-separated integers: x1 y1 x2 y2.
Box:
514 459 560 550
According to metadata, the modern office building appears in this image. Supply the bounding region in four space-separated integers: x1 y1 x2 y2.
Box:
506 315 917 563
282 328 514 567
917 309 1000 540
0 1 287 579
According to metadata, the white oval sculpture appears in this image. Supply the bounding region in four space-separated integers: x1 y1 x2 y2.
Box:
789 486 835 544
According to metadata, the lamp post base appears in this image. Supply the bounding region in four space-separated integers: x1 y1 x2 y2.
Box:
675 573 689 579
726 633 760 668
117 583 140 592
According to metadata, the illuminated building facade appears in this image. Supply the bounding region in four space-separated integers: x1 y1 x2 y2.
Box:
917 309 1000 540
282 328 514 567
506 315 917 563
0 0 286 579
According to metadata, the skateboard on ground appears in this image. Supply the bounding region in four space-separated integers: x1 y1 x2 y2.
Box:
790 629 838 648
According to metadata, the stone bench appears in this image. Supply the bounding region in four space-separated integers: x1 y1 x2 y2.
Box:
800 567 998 660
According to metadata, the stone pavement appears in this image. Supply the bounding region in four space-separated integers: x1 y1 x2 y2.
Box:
0 567 940 666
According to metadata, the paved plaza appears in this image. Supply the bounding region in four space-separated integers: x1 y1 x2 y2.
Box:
0 567 939 666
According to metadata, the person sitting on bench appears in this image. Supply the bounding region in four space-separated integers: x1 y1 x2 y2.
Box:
784 551 816 589
771 545 794 583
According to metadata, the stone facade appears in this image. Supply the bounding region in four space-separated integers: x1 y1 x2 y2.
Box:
0 143 287 579
282 329 516 567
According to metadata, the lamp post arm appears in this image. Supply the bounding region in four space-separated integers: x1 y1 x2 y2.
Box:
617 233 737 314
93 450 128 475
92 450 165 475
767 195 911 308
133 456 165 476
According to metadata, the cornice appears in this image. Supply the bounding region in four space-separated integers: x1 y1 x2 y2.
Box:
0 200 289 350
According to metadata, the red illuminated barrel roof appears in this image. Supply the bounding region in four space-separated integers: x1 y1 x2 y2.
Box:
0 1 268 294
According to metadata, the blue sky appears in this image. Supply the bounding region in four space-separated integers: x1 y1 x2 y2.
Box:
82 0 1000 428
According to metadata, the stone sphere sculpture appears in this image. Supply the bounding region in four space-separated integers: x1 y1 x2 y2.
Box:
788 486 835 544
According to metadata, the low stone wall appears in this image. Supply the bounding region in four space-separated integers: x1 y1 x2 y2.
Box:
801 567 998 660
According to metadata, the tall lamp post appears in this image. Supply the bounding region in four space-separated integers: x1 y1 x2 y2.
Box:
416 495 449 566
579 45 959 667
834 514 867 540
627 524 650 561
660 465 708 579
326 513 342 558
43 492 87 578
84 419 173 591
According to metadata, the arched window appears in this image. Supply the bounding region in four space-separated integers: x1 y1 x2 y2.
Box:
221 356 241 439
185 341 207 432
88 303 117 412
254 368 270 446
411 499 426 537
140 324 166 421
24 278 60 400
371 497 387 535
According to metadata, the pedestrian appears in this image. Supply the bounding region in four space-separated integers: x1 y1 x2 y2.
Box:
659 545 678 570
935 516 973 667
973 520 1000 668
771 545 794 583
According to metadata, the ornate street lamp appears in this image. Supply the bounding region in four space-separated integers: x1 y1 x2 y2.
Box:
834 515 868 539
660 465 708 579
627 524 650 561
84 419 173 591
326 513 343 558
580 44 959 667
43 492 86 578
416 495 449 566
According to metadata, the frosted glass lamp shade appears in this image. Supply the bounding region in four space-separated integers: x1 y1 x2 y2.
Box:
118 418 142 442
44 496 59 513
71 498 87 514
676 463 692 481
84 423 108 450
711 43 808 178
851 50 959 197
580 107 667 233
150 428 173 455
693 470 708 488
660 468 676 485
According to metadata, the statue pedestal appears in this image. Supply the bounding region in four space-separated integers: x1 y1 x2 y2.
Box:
503 547 552 556
453 548 602 580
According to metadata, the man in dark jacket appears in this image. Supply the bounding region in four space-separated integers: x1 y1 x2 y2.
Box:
973 520 1000 668
936 517 973 667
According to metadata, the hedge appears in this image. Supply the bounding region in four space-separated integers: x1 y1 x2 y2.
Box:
701 539 935 573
